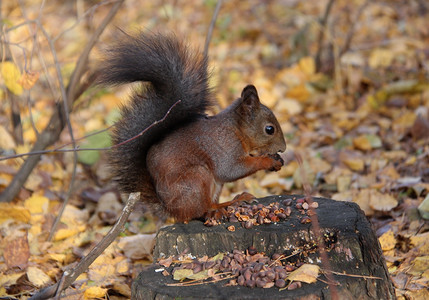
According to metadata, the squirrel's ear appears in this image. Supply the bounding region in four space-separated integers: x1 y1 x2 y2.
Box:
239 85 261 113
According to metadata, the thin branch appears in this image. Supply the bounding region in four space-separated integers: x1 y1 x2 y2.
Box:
48 0 125 240
204 0 223 57
53 0 117 43
295 152 339 300
315 0 335 72
327 270 382 280
339 0 369 56
0 99 181 162
114 99 181 147
29 192 141 300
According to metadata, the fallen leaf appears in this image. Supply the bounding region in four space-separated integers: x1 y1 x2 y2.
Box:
353 189 375 215
418 194 429 220
341 155 365 172
0 126 16 149
369 190 398 211
1 61 23 95
112 281 131 297
88 261 116 282
369 48 394 69
0 203 30 224
286 264 320 284
379 230 396 251
173 268 194 281
299 56 316 76
276 98 303 115
27 266 52 287
353 134 382 151
408 256 429 276
53 225 86 241
24 194 49 214
3 235 30 269
83 286 107 299
18 70 40 90
159 256 173 268
0 272 24 287
117 233 156 259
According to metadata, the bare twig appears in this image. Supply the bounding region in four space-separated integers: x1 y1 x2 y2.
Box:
36 9 80 242
204 0 223 57
295 152 339 300
327 270 382 280
114 100 181 147
0 99 181 161
315 0 335 72
339 0 369 56
29 192 140 300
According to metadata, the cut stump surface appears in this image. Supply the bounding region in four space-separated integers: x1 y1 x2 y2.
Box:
132 195 395 299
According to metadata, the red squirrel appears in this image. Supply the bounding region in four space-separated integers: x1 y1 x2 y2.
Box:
98 32 286 222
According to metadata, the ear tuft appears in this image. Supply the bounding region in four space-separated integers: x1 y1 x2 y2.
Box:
240 84 260 107
241 85 259 100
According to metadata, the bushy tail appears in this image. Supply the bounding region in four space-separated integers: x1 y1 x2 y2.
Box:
98 32 214 194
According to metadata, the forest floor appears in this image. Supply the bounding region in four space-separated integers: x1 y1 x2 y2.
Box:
0 1 428 299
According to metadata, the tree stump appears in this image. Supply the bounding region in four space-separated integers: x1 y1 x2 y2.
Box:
132 195 395 299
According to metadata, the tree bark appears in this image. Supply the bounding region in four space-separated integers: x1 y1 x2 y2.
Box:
133 195 395 300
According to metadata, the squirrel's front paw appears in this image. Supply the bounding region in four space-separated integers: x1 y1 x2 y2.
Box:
268 153 284 171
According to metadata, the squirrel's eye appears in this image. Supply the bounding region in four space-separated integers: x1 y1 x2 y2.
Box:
265 125 275 135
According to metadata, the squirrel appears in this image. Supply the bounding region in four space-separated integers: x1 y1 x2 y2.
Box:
98 32 286 222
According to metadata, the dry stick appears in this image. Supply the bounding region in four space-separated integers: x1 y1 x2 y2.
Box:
29 98 180 298
339 0 369 56
328 270 382 280
0 97 177 162
29 192 140 300
0 23 24 145
0 0 123 203
315 0 335 72
203 0 223 57
48 0 126 240
37 19 80 243
295 152 339 300
0 91 180 163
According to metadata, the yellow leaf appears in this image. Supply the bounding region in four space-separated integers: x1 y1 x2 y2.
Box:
27 266 52 287
18 70 40 90
286 84 311 102
0 203 31 224
299 56 315 76
276 98 303 116
53 225 86 241
368 48 394 69
408 256 429 276
116 258 130 274
379 230 396 251
287 264 319 283
337 175 352 193
88 263 116 282
24 194 49 214
84 286 107 299
369 191 398 211
112 282 131 297
341 155 365 172
353 135 372 151
0 272 24 287
0 125 16 149
353 189 374 215
1 61 23 95
46 253 67 263
173 268 194 281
